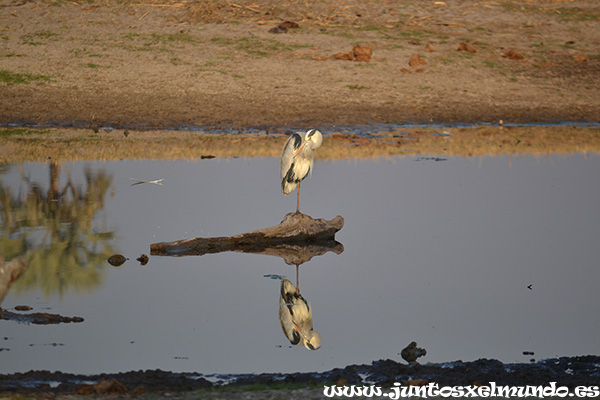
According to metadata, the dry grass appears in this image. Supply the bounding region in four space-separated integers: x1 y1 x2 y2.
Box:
1 126 599 162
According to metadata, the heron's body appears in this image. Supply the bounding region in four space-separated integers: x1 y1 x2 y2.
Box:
280 129 323 213
279 278 321 350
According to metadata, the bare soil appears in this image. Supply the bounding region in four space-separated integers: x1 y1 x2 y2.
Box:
1 0 599 130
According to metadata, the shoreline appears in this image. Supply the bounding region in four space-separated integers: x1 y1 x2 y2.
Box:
2 355 599 396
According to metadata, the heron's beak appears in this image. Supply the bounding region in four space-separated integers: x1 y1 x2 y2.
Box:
294 143 306 157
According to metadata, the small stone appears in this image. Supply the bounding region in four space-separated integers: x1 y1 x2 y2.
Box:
108 254 128 266
409 54 427 68
401 341 427 364
458 42 477 53
502 49 524 60
137 254 149 266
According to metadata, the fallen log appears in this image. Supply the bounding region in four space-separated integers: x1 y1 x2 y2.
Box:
150 213 344 262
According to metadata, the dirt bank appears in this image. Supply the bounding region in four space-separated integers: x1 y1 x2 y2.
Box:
2 356 599 399
1 0 599 130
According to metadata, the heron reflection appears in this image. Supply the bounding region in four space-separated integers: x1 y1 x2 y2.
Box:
279 275 321 350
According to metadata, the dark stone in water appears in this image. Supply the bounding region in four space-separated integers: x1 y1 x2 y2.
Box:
108 254 127 266
136 254 149 266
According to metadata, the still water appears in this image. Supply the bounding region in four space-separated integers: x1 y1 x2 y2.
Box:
1 153 599 375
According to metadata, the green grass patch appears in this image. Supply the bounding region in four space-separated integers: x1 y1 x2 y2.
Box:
150 32 197 45
211 36 233 45
483 60 499 68
554 7 600 21
355 25 381 32
122 32 198 53
21 30 59 46
346 84 367 90
0 128 51 138
2 53 24 58
83 62 102 68
439 56 455 64
211 35 312 57
397 29 429 37
0 69 53 84
318 29 355 39
33 30 59 39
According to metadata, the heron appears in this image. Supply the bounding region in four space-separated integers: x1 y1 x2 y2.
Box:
279 278 321 350
280 129 323 214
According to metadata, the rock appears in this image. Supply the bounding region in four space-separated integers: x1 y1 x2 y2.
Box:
458 42 477 53
94 379 128 394
269 21 299 34
353 45 372 62
108 254 128 266
280 21 299 29
75 384 95 395
401 341 427 364
269 26 287 34
333 45 373 62
573 55 588 62
503 49 524 60
409 54 427 68
425 43 435 52
137 254 149 266
333 52 354 61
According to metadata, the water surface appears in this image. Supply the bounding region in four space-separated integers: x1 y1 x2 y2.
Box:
1 152 599 375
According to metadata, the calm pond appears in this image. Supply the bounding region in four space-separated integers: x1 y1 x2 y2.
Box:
1 150 599 375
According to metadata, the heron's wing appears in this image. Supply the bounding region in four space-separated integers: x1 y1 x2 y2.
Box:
280 133 302 181
280 279 314 334
279 279 301 344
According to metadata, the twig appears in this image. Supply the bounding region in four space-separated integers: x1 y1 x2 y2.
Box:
130 178 164 186
136 3 185 8
230 3 261 13
433 22 465 27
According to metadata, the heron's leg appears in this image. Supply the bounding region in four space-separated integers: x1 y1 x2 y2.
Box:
296 181 301 214
295 264 300 295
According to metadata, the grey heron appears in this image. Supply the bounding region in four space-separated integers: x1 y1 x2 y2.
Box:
280 129 323 214
279 278 321 350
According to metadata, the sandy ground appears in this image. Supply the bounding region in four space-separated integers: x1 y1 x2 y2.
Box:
1 0 599 131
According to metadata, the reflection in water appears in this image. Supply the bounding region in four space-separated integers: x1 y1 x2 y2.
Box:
279 276 321 350
0 162 116 297
0 256 27 304
151 210 340 351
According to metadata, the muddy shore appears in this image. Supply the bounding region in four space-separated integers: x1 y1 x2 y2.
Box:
1 356 599 398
